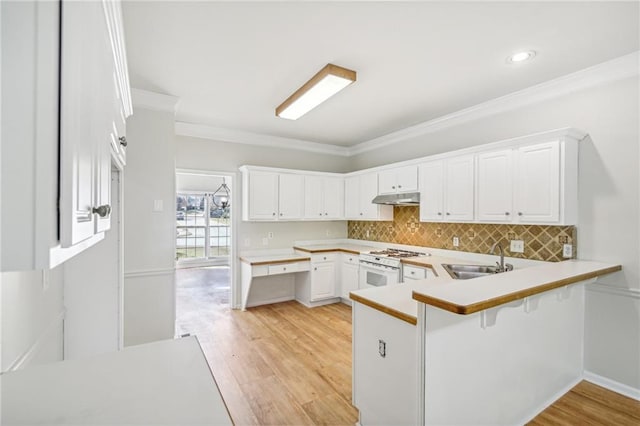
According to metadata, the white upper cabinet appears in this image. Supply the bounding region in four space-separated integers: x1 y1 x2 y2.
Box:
346 173 393 221
246 171 279 220
514 142 561 223
444 155 475 221
278 174 304 220
304 176 344 220
378 166 418 194
476 149 513 222
419 161 445 222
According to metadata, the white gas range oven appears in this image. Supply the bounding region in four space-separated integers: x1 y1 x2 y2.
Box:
358 248 428 289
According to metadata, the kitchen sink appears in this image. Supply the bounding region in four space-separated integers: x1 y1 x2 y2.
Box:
442 264 503 280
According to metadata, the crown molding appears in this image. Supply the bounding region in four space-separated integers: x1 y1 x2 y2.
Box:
175 122 351 157
349 50 640 156
131 88 179 113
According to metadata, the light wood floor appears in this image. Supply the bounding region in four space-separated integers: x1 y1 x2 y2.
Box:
176 267 640 425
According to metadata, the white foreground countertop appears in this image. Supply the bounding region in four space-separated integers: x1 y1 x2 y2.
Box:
1 336 233 425
293 243 379 254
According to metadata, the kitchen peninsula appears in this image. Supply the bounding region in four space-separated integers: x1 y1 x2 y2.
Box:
349 253 621 425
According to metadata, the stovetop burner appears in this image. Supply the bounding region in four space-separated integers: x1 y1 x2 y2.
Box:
367 248 429 258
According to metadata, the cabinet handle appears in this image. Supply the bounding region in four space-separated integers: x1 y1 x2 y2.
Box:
119 136 127 147
273 212 276 216
323 256 327 260
398 185 402 188
505 212 510 216
518 212 523 216
349 258 353 261
446 212 451 216
324 213 328 216
360 212 363 216
319 213 322 216
410 271 415 275
92 204 111 218
283 267 286 271
437 212 442 216
279 213 283 216
392 186 396 189
314 267 317 271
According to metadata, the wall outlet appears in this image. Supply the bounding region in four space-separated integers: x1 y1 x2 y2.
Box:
243 238 250 247
153 199 163 212
267 231 274 239
262 238 269 246
563 244 573 258
452 236 459 247
510 240 525 253
366 229 370 238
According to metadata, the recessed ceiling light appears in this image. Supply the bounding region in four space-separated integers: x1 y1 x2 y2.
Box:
507 50 536 64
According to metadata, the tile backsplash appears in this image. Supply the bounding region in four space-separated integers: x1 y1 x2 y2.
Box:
348 206 576 262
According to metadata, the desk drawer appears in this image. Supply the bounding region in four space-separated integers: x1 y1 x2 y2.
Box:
311 253 337 263
403 265 427 280
268 263 299 275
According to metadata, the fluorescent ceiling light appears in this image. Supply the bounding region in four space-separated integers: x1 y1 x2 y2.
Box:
276 64 356 120
507 51 536 64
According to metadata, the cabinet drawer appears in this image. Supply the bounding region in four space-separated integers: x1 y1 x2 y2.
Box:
268 263 299 275
403 265 427 280
342 254 359 264
311 253 337 263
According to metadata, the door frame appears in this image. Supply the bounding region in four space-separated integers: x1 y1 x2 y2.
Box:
175 168 239 309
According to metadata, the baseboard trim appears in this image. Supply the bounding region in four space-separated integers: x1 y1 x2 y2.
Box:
3 309 66 373
246 296 294 308
586 283 640 299
519 376 583 424
584 371 640 401
124 267 175 278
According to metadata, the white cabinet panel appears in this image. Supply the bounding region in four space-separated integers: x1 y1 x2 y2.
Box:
378 166 418 194
304 176 344 220
278 174 304 220
476 149 513 222
248 171 278 220
311 262 336 301
323 177 344 219
345 173 392 221
303 176 324 220
419 160 445 222
360 173 383 219
515 142 560 223
444 155 475 221
344 176 360 219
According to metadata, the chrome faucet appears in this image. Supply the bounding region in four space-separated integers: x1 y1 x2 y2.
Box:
490 242 514 273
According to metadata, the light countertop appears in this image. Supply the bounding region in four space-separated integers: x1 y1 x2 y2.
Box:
293 243 379 254
350 259 621 324
239 253 311 265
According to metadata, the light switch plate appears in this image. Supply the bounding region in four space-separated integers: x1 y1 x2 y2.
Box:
153 199 163 212
267 232 274 239
510 240 524 253
452 236 459 247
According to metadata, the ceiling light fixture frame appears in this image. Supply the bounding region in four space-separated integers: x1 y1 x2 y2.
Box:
276 63 357 120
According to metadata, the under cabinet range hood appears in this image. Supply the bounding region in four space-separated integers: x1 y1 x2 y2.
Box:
371 192 420 206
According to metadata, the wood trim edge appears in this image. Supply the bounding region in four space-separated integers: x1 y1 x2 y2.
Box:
349 292 417 325
239 257 310 266
412 265 622 315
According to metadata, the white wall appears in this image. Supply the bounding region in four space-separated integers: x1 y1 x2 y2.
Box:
176 173 230 193
1 267 64 372
352 76 640 391
123 107 177 346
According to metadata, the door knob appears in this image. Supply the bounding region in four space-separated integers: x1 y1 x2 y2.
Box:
92 205 111 218
119 136 127 147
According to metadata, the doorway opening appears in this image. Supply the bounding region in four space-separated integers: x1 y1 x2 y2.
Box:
175 171 236 337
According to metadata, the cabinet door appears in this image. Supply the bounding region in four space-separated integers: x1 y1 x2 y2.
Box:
515 142 560 223
248 172 279 220
59 0 107 246
303 176 324 220
341 261 359 299
396 166 418 192
278 174 304 220
344 176 360 219
359 173 379 219
476 149 513 222
323 177 344 219
419 161 444 222
378 170 397 195
444 156 475 221
311 262 336 301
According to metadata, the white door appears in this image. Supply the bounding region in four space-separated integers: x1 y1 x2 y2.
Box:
359 173 379 219
515 142 560 223
248 172 278 220
303 176 324 220
396 166 418 192
476 149 513 222
278 174 304 220
419 161 445 222
311 263 336 301
344 176 360 219
323 177 344 219
378 170 397 194
445 156 475 221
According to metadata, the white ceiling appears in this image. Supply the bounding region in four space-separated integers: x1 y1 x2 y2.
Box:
122 1 639 147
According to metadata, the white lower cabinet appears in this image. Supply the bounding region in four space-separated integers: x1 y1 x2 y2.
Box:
402 264 434 281
353 302 417 426
340 254 359 301
295 253 339 306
